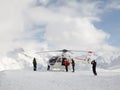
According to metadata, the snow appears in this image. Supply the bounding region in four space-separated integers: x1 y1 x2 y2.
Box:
0 69 120 90
0 48 120 90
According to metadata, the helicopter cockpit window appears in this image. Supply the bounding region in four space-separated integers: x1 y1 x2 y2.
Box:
49 56 58 65
56 57 62 62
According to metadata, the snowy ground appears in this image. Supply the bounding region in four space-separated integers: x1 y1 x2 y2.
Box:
0 69 120 90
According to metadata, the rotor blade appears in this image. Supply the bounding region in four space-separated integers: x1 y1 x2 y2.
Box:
36 50 60 53
57 49 70 52
70 50 94 53
36 49 94 53
36 49 70 53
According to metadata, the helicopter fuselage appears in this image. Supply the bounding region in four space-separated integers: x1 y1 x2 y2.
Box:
47 53 72 71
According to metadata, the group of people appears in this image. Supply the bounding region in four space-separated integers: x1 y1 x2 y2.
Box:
61 58 97 76
32 57 97 76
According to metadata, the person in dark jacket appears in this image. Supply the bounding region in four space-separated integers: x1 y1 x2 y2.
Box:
71 59 75 72
33 58 37 71
91 60 97 76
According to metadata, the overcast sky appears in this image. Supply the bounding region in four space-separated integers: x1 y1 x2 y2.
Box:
0 0 120 54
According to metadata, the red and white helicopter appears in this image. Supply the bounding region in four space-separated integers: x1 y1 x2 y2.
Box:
38 49 95 71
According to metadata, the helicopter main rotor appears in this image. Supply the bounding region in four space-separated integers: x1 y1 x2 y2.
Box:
36 49 94 54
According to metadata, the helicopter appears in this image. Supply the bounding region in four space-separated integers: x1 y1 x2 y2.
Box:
38 49 95 72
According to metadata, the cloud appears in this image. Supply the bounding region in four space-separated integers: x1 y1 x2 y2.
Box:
0 0 118 56
27 0 111 50
106 0 120 10
44 18 109 50
0 0 48 55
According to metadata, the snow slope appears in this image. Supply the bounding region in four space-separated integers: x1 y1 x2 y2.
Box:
0 48 120 90
0 70 120 90
1 48 120 71
0 48 48 71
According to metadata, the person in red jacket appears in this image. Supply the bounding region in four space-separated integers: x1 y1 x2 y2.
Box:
62 58 70 72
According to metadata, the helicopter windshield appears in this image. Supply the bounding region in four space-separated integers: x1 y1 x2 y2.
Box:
49 56 59 65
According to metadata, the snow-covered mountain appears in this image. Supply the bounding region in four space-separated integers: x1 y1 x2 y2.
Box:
0 48 48 71
96 51 120 69
0 48 120 71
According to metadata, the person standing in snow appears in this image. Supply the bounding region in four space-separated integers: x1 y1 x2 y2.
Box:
91 60 97 76
71 59 75 72
63 58 69 72
33 57 37 71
